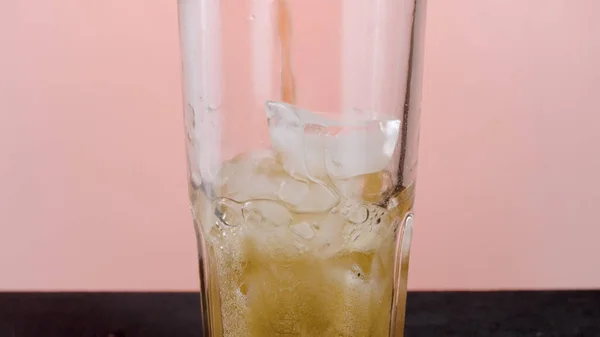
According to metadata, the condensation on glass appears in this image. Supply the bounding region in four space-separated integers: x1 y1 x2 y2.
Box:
177 0 427 336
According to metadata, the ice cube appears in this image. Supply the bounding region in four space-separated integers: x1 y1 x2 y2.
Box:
277 178 339 213
266 101 329 180
333 171 393 203
241 200 296 254
265 101 401 181
346 228 382 252
216 149 282 201
242 199 292 228
345 206 390 252
276 178 310 206
291 222 316 240
326 119 401 179
311 212 346 256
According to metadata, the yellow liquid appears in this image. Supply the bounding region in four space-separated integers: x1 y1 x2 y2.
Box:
191 151 413 337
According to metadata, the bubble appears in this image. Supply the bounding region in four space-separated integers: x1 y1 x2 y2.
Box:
346 205 369 224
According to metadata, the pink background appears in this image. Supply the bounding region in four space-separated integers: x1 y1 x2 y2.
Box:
1 0 599 291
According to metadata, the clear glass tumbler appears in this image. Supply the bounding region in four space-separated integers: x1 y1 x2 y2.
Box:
177 0 427 336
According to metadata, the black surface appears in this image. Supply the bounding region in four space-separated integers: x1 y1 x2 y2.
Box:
0 291 599 337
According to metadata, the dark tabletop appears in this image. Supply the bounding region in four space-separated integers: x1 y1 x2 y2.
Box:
0 291 599 337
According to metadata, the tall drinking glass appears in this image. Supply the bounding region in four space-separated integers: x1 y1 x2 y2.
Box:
177 0 427 336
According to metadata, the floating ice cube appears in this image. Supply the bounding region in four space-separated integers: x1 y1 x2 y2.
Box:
241 199 296 253
310 212 347 256
345 206 390 252
291 222 315 240
333 171 394 203
217 148 340 215
326 119 401 179
346 228 382 252
277 178 339 213
265 101 401 181
216 149 281 201
266 102 329 180
242 199 292 228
